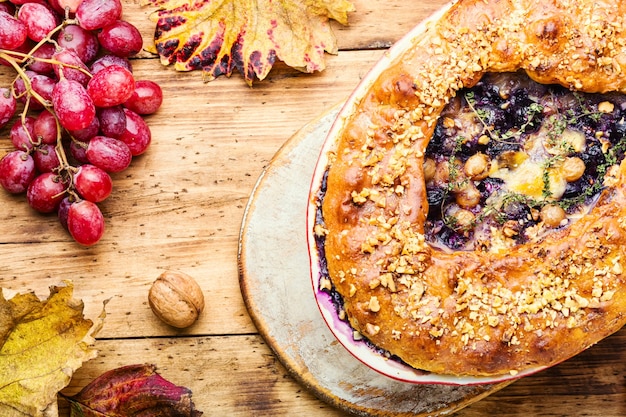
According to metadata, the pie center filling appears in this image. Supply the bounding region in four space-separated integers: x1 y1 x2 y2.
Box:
424 71 626 252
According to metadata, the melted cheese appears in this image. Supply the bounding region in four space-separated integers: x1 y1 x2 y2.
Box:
490 127 581 201
491 158 567 200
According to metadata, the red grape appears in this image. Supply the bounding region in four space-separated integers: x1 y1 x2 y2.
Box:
0 2 15 14
74 163 112 202
57 24 99 64
68 114 99 141
52 48 91 86
124 80 163 115
12 70 28 95
17 2 59 43
69 139 89 164
67 199 105 246
0 11 28 50
56 0 82 13
33 143 61 173
0 150 36 193
52 78 96 130
76 0 122 31
97 105 126 138
57 195 72 229
119 108 151 155
28 42 56 74
9 0 49 5
90 54 132 74
86 135 132 173
0 87 17 128
0 38 32 68
10 116 36 151
30 73 57 107
27 172 66 213
97 20 143 57
33 109 60 145
13 71 54 110
12 70 35 105
87 64 135 107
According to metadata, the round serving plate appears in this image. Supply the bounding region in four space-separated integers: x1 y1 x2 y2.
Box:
238 105 512 416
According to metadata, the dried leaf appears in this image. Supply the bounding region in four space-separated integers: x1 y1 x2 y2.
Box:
141 0 356 84
64 364 203 416
0 282 104 417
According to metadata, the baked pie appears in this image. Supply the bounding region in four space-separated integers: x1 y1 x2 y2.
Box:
311 0 626 377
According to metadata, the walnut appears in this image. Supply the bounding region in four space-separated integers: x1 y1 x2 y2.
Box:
148 270 205 328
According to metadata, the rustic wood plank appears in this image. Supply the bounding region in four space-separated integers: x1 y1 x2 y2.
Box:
332 0 445 50
56 328 626 417
58 335 349 417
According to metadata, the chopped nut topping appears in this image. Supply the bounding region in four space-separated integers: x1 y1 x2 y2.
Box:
365 323 381 336
320 278 332 291
314 224 328 237
369 296 381 312
349 284 357 297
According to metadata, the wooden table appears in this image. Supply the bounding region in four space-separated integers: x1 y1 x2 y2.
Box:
2 0 625 415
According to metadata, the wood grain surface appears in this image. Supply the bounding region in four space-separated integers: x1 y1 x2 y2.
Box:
0 0 625 416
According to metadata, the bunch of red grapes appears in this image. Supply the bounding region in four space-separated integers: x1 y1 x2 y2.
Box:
0 0 163 246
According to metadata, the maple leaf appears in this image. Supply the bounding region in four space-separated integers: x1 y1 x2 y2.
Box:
141 0 356 84
63 363 203 416
0 282 104 417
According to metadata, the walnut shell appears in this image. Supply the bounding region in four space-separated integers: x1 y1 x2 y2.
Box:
148 270 205 328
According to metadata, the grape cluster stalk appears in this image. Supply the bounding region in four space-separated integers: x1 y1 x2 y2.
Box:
0 0 163 245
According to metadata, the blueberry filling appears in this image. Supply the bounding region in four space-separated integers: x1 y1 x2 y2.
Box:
424 71 626 252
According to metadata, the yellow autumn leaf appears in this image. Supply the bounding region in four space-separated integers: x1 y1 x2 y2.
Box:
141 0 356 84
0 282 104 417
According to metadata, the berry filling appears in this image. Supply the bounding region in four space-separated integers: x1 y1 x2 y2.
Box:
424 71 626 252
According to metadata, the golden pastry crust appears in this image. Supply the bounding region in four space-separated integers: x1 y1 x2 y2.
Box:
319 0 626 376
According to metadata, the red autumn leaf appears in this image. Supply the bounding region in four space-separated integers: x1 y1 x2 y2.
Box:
63 364 202 416
140 0 356 84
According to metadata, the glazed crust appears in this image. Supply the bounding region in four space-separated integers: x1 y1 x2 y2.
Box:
320 0 626 376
